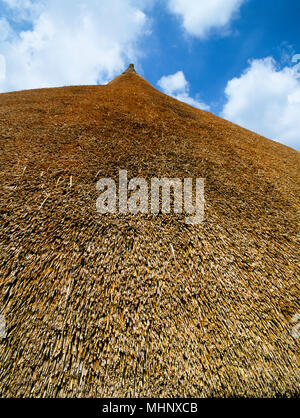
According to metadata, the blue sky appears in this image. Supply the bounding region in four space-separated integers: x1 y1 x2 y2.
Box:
0 0 299 150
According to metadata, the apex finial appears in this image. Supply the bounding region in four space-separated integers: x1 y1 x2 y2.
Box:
124 63 136 74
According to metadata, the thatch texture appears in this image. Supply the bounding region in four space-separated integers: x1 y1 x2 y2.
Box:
0 70 299 397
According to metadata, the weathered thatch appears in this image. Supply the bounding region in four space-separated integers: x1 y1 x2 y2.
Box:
0 68 299 397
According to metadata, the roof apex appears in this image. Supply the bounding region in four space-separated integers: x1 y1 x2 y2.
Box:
123 63 136 74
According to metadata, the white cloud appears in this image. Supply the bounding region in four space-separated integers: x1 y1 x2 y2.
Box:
158 71 210 110
221 57 300 150
157 70 187 95
167 0 245 38
0 54 6 81
0 18 13 42
0 0 150 92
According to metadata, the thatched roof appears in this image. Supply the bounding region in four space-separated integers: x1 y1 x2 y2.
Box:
0 68 299 397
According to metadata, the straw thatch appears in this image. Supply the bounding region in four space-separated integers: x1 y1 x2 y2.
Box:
0 67 299 397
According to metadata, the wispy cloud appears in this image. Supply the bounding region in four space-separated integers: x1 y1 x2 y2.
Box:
158 71 210 110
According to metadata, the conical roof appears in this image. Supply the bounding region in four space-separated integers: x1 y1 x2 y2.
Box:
0 67 299 397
